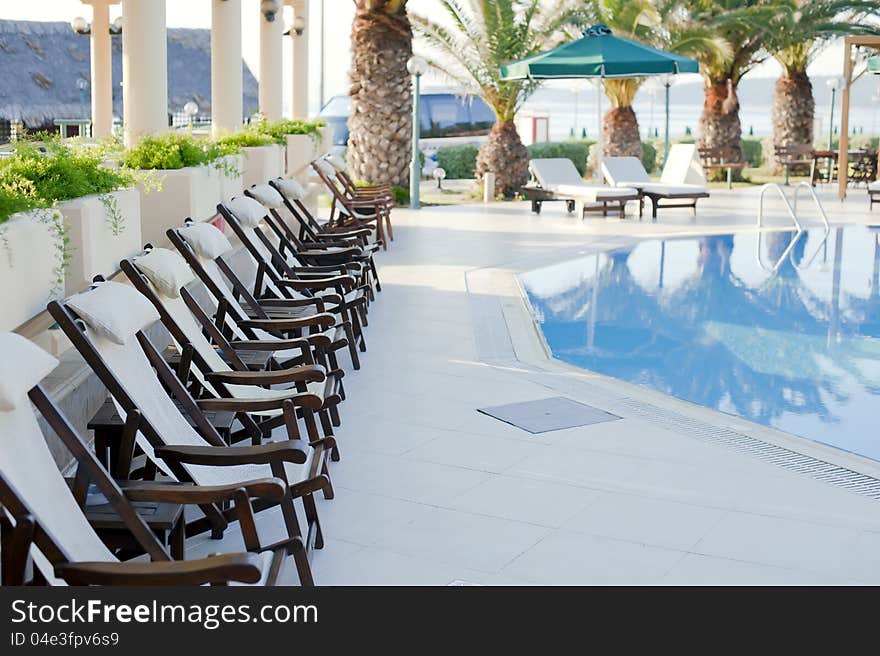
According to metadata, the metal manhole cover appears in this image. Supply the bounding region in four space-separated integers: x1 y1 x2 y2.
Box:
477 396 621 434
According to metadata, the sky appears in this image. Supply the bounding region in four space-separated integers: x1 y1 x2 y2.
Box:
0 0 859 116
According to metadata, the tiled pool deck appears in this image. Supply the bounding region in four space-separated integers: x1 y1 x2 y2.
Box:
191 186 880 584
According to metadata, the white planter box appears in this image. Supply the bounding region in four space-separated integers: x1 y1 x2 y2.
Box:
0 210 65 331
137 166 221 246
58 188 142 295
218 154 244 202
241 145 285 190
285 127 332 181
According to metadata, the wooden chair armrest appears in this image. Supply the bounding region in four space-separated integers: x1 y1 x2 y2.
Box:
229 338 311 352
155 440 310 466
298 247 363 259
278 275 355 292
204 364 326 386
291 264 362 275
122 478 286 504
196 393 323 412
255 297 324 310
238 313 336 331
54 553 264 586
317 228 372 239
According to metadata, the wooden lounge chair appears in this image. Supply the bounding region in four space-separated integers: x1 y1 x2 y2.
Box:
218 197 371 348
523 158 639 219
312 158 392 249
119 247 346 447
245 182 381 297
0 331 285 586
602 144 710 220
322 152 395 209
270 176 382 248
166 219 358 371
47 283 335 586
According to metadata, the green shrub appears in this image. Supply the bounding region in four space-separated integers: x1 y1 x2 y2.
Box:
436 144 479 179
0 137 134 208
0 180 39 224
254 119 327 145
641 141 657 174
527 141 593 176
216 128 276 148
741 139 763 168
120 132 241 178
392 186 409 207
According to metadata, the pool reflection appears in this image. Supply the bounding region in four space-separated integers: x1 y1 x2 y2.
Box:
521 227 880 460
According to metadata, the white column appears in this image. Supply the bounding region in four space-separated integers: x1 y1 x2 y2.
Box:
287 0 309 118
121 0 167 147
211 0 242 136
259 3 284 121
85 0 117 139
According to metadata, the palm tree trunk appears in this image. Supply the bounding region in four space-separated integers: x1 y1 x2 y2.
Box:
603 106 642 159
771 71 814 171
698 80 744 179
475 121 529 198
347 6 412 188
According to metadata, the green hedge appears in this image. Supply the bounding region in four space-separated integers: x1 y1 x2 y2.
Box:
741 139 762 168
642 141 657 174
528 141 593 176
436 144 479 179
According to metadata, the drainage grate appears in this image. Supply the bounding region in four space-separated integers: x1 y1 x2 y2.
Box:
478 396 621 434
607 394 880 500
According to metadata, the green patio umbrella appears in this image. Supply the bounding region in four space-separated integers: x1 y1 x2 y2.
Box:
500 24 699 179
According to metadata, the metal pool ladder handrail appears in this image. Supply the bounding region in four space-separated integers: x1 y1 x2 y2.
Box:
756 183 803 231
791 182 830 230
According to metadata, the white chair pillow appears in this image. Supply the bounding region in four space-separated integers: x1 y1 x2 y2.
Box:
179 222 232 260
67 282 160 346
225 196 267 228
274 177 305 200
248 184 285 209
0 333 59 411
134 248 195 298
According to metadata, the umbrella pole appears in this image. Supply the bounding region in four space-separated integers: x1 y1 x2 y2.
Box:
595 78 604 182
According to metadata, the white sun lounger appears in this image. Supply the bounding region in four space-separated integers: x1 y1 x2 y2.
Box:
602 144 710 220
524 158 639 219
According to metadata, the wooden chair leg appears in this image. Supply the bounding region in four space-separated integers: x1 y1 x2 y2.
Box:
301 493 324 550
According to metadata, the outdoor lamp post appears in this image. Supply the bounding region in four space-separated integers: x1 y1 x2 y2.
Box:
184 101 199 130
76 77 88 125
827 77 839 151
407 55 427 210
659 74 672 166
433 167 446 190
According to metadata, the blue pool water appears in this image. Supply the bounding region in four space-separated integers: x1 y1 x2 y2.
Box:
521 227 880 461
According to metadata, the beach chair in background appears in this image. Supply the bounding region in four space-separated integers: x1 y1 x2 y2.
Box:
603 144 710 220
523 158 639 219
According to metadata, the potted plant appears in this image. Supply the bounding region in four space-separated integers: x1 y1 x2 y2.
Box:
0 137 141 304
121 132 240 246
257 119 328 181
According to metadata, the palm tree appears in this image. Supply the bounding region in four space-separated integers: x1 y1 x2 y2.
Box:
348 1 412 188
765 0 880 169
688 0 784 168
577 0 728 160
411 1 580 196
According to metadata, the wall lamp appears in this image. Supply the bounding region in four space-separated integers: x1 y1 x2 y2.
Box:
261 0 281 22
71 16 123 35
284 16 306 36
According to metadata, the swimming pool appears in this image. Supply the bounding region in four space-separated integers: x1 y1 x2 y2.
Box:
521 226 880 461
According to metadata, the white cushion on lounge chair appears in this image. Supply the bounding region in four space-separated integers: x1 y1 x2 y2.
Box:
225 197 267 228
67 282 159 345
661 143 707 186
551 184 638 201
134 248 195 298
313 158 337 179
248 184 285 209
869 180 880 191
529 158 590 190
0 333 58 411
178 222 233 259
274 177 306 200
639 183 709 196
0 336 115 565
602 157 651 187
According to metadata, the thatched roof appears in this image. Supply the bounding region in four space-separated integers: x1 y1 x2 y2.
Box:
0 20 259 127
